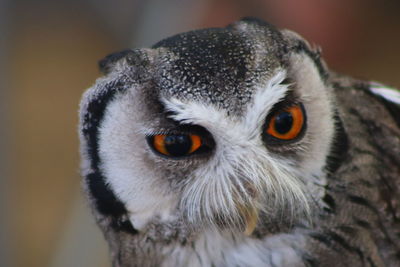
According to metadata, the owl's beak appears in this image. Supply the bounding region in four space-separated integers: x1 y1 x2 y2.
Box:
237 202 259 236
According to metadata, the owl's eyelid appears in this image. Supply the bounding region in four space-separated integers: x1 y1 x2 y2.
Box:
266 89 301 116
145 129 203 137
146 123 214 141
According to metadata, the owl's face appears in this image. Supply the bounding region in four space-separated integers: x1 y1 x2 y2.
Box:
80 18 336 235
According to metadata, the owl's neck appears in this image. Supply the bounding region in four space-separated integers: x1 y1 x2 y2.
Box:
104 223 307 267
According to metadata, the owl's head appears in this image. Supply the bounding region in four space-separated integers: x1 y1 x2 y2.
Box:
80 18 344 236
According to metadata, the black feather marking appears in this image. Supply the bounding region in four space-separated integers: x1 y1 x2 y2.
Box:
309 232 333 248
325 110 349 174
86 173 126 217
292 246 320 267
367 257 378 267
112 218 139 235
310 230 365 262
326 230 364 260
352 217 371 229
292 40 328 82
347 194 378 214
82 79 137 234
395 251 400 260
322 193 336 213
336 225 358 236
301 252 319 267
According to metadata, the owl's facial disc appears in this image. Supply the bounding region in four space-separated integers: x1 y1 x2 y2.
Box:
155 70 314 233
89 49 335 235
81 19 337 236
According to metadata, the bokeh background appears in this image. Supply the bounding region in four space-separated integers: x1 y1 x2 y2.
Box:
1 0 399 266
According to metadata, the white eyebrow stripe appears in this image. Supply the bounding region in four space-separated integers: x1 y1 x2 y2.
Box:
242 70 288 139
160 70 289 142
161 97 235 132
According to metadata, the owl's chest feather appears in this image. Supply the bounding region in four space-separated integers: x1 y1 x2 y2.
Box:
159 230 306 267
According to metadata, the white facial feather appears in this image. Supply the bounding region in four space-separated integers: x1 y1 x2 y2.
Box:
286 53 335 204
98 92 179 229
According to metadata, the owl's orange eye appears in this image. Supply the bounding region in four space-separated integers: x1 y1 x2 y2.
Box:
266 105 305 141
150 134 202 157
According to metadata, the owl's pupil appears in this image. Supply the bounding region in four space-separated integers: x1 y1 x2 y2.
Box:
274 111 293 134
164 135 192 156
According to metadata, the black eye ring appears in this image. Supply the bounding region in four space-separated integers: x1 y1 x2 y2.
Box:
147 134 202 158
146 126 215 159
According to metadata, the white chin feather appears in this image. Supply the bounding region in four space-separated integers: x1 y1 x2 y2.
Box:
181 146 310 229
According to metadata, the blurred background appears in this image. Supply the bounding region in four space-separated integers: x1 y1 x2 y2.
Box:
1 0 399 266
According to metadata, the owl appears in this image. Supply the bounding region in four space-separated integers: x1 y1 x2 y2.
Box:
79 18 400 267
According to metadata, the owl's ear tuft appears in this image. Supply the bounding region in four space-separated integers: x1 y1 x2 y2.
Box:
282 29 328 81
98 49 134 74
